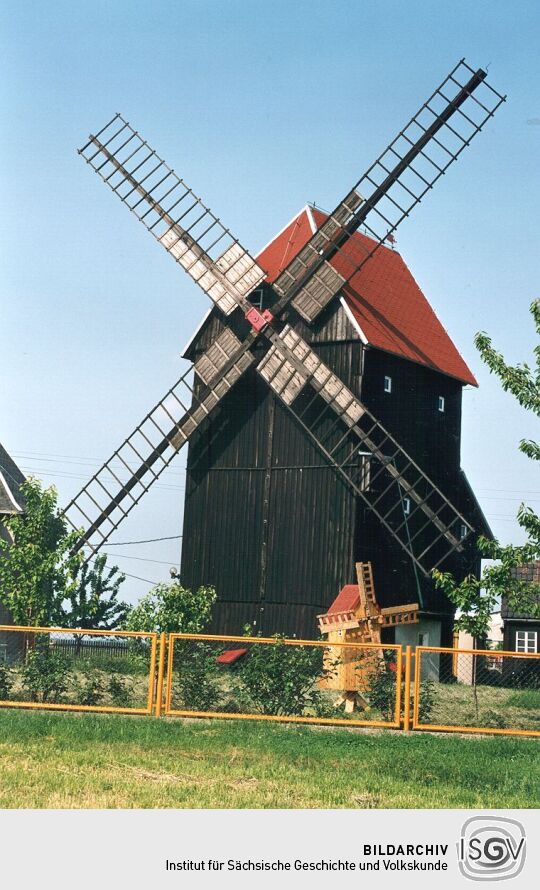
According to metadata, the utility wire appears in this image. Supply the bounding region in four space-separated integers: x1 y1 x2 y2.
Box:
103 551 180 567
12 452 540 496
106 534 182 546
88 556 159 587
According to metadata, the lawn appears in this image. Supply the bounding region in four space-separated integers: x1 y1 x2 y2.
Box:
0 708 538 809
420 681 540 732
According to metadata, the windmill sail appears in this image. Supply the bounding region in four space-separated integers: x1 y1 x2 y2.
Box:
73 61 502 566
79 116 265 315
272 60 505 321
64 339 255 554
256 326 472 575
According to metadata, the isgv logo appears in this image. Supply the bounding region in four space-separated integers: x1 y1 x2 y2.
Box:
458 816 526 881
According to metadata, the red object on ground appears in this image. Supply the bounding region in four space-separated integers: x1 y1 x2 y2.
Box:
245 307 273 332
257 207 477 387
216 648 249 665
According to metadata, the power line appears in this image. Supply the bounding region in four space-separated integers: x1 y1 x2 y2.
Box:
121 570 160 584
103 551 180 567
106 534 182 545
13 450 187 477
19 466 186 493
88 556 158 587
12 450 540 496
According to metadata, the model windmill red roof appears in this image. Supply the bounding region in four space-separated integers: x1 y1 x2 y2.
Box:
257 206 477 387
327 584 361 615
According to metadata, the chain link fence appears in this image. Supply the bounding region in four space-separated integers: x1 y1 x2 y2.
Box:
413 646 540 736
1 626 538 737
164 634 403 728
0 625 157 715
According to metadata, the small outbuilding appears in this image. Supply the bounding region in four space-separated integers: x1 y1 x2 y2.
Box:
502 563 540 655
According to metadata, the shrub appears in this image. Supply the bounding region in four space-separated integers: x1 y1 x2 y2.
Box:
107 675 133 707
76 670 106 706
21 644 71 703
124 582 216 634
237 637 326 716
0 663 12 700
417 678 436 723
364 654 397 721
173 641 221 711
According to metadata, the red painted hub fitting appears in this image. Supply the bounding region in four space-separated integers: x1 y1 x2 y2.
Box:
245 307 274 332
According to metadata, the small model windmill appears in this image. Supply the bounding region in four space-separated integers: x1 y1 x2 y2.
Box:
64 60 504 588
317 562 418 711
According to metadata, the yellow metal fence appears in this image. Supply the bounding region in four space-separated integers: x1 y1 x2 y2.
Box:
0 625 157 715
413 645 540 737
164 633 403 728
1 626 539 738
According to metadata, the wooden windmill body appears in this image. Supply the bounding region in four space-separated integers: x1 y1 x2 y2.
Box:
318 562 419 711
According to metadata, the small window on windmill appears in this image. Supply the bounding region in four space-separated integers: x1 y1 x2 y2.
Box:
438 395 445 412
403 497 411 516
249 287 265 311
460 523 468 540
384 375 392 393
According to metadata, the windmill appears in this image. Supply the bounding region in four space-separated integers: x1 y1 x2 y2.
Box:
317 562 418 711
65 60 504 637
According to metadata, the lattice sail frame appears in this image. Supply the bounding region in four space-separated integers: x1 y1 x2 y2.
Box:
257 330 473 573
79 116 265 315
273 60 506 321
63 338 255 554
68 60 505 568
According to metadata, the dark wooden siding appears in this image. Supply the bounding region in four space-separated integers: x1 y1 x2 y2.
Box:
181 307 478 638
181 331 361 636
357 348 465 614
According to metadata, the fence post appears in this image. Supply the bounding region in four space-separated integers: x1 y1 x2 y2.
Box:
155 632 167 717
403 645 412 732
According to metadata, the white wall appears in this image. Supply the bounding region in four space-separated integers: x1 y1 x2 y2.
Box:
395 619 441 680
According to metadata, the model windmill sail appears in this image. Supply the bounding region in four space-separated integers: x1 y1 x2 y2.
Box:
68 60 504 565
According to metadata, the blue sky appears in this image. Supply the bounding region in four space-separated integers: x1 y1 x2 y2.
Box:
1 0 538 602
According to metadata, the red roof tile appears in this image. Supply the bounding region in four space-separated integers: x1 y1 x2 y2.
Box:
256 207 477 387
326 584 360 615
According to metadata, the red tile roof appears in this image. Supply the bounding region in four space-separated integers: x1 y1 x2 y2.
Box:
256 207 477 387
326 584 360 615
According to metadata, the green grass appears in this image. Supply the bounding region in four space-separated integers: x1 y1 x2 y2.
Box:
426 683 540 731
506 689 540 710
0 708 538 809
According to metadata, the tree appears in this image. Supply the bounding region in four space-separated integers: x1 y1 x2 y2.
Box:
0 478 81 626
59 553 128 652
434 299 540 637
0 477 127 637
123 580 216 634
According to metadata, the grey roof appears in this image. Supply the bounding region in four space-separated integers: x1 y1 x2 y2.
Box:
0 443 25 515
501 562 540 619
